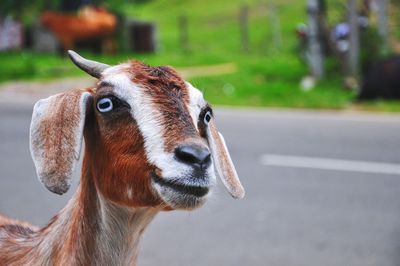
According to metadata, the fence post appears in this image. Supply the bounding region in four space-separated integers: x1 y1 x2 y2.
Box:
377 0 389 52
307 0 324 79
348 0 360 79
268 3 282 51
239 5 249 52
178 15 189 52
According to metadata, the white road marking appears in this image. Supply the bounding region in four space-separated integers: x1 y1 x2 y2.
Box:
259 154 400 175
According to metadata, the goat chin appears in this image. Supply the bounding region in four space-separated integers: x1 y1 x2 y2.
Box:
152 181 210 210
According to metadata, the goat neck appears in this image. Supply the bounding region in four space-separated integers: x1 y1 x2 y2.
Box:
40 150 158 266
0 151 158 266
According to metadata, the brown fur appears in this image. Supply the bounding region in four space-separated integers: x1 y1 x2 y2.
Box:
0 135 156 265
128 61 207 152
85 97 163 208
0 162 105 265
0 215 38 232
0 61 213 265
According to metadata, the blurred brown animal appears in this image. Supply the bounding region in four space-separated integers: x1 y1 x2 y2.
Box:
41 7 117 53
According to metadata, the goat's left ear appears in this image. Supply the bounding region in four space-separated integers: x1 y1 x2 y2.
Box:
206 120 245 199
30 89 92 195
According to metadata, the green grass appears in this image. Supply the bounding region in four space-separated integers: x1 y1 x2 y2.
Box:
0 52 75 82
0 0 399 112
353 100 400 112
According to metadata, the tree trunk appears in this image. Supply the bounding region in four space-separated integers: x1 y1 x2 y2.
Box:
307 0 324 79
348 0 360 78
377 0 389 52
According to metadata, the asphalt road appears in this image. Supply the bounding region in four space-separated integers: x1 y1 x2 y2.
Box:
0 104 400 266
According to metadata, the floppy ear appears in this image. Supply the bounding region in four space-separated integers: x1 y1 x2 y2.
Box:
29 89 92 195
206 120 245 199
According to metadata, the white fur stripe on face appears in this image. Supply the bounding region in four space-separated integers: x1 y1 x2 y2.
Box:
207 120 245 199
186 82 207 131
102 73 191 178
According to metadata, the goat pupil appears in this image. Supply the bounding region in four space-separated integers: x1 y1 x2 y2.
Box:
204 112 211 124
100 102 110 109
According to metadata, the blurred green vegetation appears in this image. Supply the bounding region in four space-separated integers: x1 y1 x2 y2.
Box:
0 0 399 111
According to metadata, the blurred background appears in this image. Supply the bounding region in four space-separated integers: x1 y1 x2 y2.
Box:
1 0 400 109
0 0 400 265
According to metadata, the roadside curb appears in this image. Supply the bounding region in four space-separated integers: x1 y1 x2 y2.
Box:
0 77 96 105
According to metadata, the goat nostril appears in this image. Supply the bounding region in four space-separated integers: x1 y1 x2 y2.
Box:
203 153 211 167
175 145 211 169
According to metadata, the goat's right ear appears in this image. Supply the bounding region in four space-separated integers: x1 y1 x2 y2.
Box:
30 89 92 195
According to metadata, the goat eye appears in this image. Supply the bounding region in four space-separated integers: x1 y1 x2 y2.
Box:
97 98 113 113
204 111 212 125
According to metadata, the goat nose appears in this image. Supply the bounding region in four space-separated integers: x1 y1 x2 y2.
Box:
175 145 211 169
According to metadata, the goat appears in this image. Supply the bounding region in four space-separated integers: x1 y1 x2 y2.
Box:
0 51 244 265
41 7 117 52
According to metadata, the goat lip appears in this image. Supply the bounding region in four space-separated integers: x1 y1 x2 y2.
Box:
151 173 209 198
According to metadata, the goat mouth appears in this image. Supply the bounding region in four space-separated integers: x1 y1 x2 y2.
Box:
151 173 209 198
